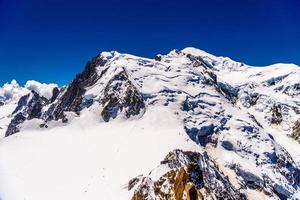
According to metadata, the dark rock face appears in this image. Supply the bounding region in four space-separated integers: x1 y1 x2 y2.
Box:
203 69 217 85
185 124 215 147
154 54 162 61
292 119 300 141
186 53 213 69
6 91 48 137
4 52 145 136
50 87 60 103
129 150 247 200
12 93 30 114
45 55 108 122
271 103 283 124
242 92 260 108
283 83 300 97
101 70 145 122
182 96 216 112
231 164 264 190
4 53 108 136
217 82 239 103
221 140 234 151
275 148 300 188
265 74 289 86
5 113 26 136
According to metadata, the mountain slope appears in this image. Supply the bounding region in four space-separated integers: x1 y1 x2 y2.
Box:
0 48 299 200
0 80 58 138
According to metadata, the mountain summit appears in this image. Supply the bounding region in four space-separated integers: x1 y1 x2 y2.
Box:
0 48 299 200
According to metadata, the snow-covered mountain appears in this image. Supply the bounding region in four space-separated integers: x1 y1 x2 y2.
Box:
0 47 299 200
0 80 58 138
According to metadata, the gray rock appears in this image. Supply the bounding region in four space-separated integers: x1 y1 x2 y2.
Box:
6 91 48 137
45 54 109 122
101 70 145 122
222 140 234 151
271 103 283 124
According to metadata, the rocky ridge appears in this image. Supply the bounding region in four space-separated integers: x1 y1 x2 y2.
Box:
0 48 299 199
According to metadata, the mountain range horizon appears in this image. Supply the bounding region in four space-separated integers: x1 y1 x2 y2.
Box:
0 47 299 200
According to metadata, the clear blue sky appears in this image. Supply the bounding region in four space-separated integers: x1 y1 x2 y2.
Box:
0 0 299 86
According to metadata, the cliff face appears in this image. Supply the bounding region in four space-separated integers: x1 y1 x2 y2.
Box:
292 119 300 141
129 150 247 200
44 53 108 122
5 91 48 136
100 70 145 122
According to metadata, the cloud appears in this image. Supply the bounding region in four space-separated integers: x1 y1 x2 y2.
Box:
0 80 27 102
25 80 58 99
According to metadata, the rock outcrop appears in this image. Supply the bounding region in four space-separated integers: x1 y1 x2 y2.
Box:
129 150 247 200
271 103 283 124
45 54 108 122
5 91 48 136
100 70 145 122
292 119 300 142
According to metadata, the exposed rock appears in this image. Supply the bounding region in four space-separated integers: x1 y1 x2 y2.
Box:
6 91 48 136
129 150 246 200
275 147 300 188
5 113 26 136
283 83 300 97
12 93 30 114
1 48 300 199
221 140 234 151
230 164 264 190
271 103 283 124
131 145 300 200
50 87 60 103
291 119 300 141
229 143 300 199
128 177 141 191
154 54 162 61
45 54 108 122
241 92 260 108
182 96 216 112
265 74 289 86
217 82 239 103
186 53 213 69
203 69 217 85
185 124 215 147
101 70 145 122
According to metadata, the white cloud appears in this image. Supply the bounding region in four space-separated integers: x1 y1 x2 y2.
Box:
25 80 58 100
0 80 28 102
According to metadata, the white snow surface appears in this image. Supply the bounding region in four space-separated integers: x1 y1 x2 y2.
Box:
0 47 299 200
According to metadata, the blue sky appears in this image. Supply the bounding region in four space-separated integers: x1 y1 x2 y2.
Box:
0 0 299 86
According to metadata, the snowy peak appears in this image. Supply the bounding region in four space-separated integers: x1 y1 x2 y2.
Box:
0 47 300 200
181 47 218 60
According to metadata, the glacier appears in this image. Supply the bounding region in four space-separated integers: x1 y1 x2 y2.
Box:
0 47 299 200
